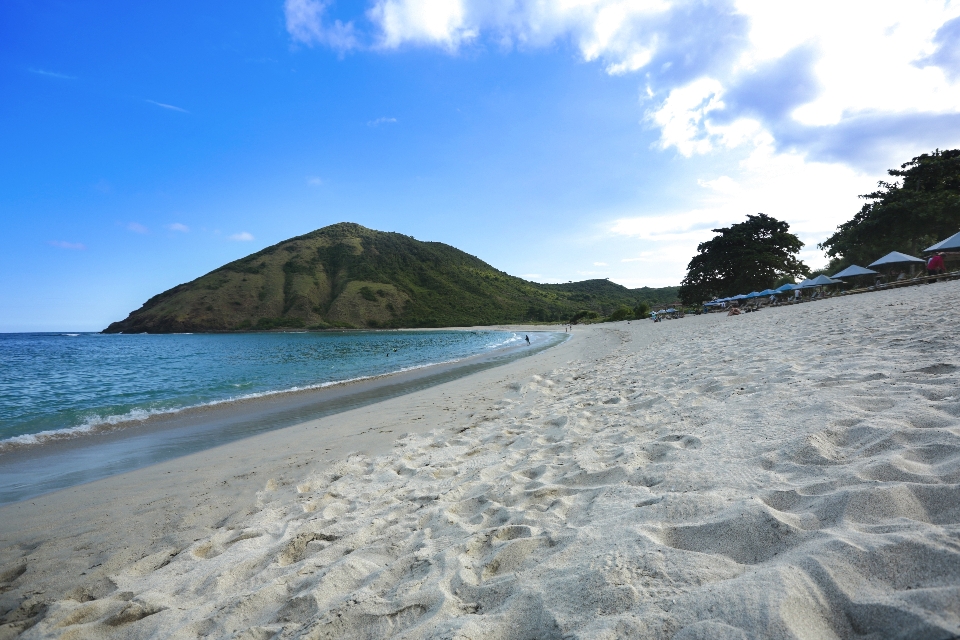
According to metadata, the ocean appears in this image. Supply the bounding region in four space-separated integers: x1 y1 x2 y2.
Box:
0 329 564 504
0 330 531 450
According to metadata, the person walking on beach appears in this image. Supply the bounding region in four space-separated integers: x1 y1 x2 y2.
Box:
525 335 531 345
927 253 946 281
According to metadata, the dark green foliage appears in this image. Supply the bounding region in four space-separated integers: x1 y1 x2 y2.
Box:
570 310 601 324
678 214 808 304
359 286 378 301
633 301 651 319
541 281 679 317
255 317 305 330
282 259 315 275
608 305 633 321
819 149 960 266
225 261 266 275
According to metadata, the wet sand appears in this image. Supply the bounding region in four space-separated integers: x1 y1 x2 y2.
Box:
0 330 565 505
2 285 960 638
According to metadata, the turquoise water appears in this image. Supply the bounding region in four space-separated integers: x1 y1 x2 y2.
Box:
0 330 526 450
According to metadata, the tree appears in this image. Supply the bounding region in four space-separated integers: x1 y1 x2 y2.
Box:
819 149 960 266
678 214 808 304
608 305 633 321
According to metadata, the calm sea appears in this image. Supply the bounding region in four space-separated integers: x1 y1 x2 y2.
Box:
0 330 527 451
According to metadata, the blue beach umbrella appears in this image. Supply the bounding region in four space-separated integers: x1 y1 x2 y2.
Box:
869 251 925 268
831 265 878 278
775 283 797 292
806 275 842 286
924 230 960 252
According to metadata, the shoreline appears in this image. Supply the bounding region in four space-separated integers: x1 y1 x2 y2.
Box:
3 284 958 638
0 321 608 638
0 329 566 505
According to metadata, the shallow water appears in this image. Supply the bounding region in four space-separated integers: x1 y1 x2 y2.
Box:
0 330 564 504
0 330 526 449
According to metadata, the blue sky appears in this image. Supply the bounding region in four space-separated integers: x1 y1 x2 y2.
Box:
3 0 960 331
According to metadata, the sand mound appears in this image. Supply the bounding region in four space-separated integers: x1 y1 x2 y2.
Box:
16 281 960 639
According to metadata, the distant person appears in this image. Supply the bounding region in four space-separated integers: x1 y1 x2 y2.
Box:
896 270 907 281
727 307 741 316
927 253 946 281
525 334 530 345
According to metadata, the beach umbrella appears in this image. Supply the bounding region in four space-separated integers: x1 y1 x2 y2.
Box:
775 283 797 292
796 278 815 288
731 294 748 300
868 251 925 268
924 230 960 252
831 265 878 278
759 289 777 296
806 275 842 286
743 291 763 299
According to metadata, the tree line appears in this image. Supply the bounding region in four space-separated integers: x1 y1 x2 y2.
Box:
677 148 960 305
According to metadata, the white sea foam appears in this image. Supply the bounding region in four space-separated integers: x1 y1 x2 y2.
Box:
0 332 550 452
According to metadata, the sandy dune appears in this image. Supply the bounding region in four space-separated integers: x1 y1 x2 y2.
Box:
4 281 960 639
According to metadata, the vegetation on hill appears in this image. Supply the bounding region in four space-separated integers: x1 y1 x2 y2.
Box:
103 223 679 333
678 214 809 304
819 149 960 271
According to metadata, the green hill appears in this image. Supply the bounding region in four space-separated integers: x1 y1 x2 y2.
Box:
103 223 679 333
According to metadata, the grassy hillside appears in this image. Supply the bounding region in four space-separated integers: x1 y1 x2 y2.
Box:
103 223 679 332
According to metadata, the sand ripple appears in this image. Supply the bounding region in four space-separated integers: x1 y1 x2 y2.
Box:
19 281 960 639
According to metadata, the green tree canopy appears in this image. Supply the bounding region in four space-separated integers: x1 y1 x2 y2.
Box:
819 149 960 267
678 214 808 304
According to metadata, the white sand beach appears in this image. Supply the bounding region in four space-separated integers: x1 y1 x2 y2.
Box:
2 281 960 639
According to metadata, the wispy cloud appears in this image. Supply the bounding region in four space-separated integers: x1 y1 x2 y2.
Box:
228 232 255 241
145 99 189 113
49 240 86 250
166 223 189 232
367 116 398 127
29 68 75 80
285 0 358 51
126 222 149 234
520 273 542 280
307 176 324 186
593 262 608 266
293 0 960 177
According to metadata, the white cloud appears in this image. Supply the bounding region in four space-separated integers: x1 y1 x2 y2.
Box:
611 139 876 280
649 77 726 156
285 0 358 50
357 1 960 119
145 99 188 113
736 0 960 125
320 0 960 168
126 222 149 234
166 223 189 232
48 240 85 250
307 176 324 185
593 262 608 266
286 0 960 283
367 116 398 126
228 232 255 241
370 0 471 48
520 273 542 280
